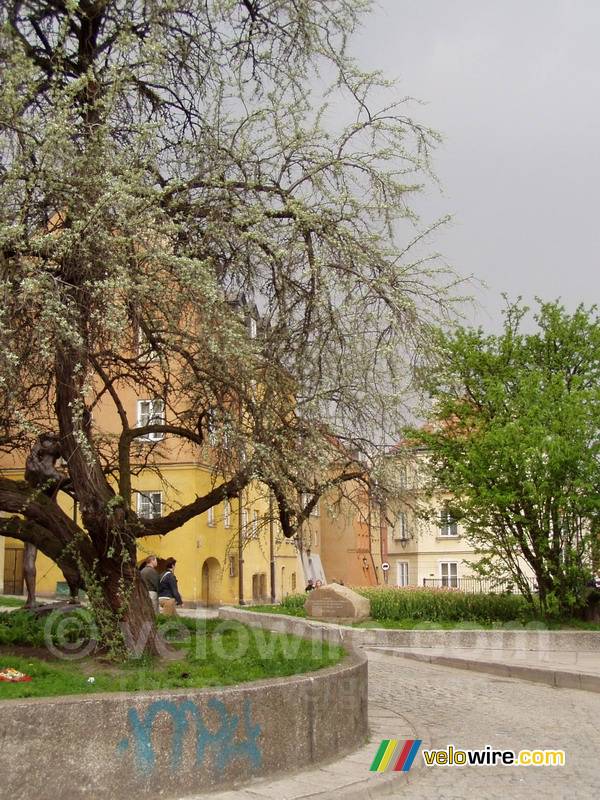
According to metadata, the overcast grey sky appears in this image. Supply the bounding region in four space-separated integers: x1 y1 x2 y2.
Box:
355 0 599 330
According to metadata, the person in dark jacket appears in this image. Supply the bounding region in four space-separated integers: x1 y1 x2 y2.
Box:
140 555 159 613
158 557 183 616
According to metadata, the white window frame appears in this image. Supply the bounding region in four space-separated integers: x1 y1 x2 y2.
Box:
242 509 248 539
396 561 409 587
440 561 459 588
137 399 165 441
393 511 409 541
397 463 408 489
223 500 231 529
137 491 162 519
440 507 458 537
207 505 215 527
301 492 319 517
252 510 259 539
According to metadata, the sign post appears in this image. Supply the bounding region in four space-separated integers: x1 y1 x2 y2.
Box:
381 561 390 585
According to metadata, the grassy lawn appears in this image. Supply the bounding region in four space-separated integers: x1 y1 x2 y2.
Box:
243 590 600 631
0 613 344 700
244 604 308 618
0 597 26 608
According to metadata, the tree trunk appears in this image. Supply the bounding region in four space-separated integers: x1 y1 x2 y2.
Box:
89 554 166 659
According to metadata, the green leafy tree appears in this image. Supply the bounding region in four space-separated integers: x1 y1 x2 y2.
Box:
412 300 600 615
0 0 463 656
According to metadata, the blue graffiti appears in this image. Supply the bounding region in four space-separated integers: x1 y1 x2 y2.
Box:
118 698 262 774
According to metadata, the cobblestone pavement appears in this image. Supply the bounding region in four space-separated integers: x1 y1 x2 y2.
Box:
368 651 600 800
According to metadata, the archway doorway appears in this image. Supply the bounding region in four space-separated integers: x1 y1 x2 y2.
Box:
201 557 222 607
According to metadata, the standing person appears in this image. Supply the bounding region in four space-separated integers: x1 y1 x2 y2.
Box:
305 579 315 592
158 557 183 617
140 555 159 613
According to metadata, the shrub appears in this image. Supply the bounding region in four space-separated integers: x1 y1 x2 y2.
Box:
0 611 47 647
355 587 531 624
279 594 309 616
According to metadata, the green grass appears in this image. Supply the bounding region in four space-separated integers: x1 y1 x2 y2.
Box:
0 597 26 608
243 603 308 617
242 593 308 617
0 613 344 699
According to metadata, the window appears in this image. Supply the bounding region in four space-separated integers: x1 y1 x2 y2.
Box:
397 463 408 489
252 572 267 599
137 399 165 440
207 505 215 527
242 509 248 539
393 512 409 540
252 510 258 539
229 555 237 577
291 572 297 591
207 409 217 446
440 561 458 588
396 561 409 587
440 507 458 537
137 491 162 519
223 500 231 529
301 492 319 517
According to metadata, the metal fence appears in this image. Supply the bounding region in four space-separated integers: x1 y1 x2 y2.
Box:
421 576 537 594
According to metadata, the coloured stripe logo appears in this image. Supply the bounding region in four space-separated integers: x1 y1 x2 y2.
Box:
370 739 422 772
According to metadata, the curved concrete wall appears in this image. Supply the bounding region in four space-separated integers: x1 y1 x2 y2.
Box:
221 607 600 652
3 650 367 800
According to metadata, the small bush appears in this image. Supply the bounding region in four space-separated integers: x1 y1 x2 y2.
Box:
0 611 47 647
280 594 309 616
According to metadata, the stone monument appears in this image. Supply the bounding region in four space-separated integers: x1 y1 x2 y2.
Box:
304 582 371 624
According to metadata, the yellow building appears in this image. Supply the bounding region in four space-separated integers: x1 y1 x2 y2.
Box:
1 471 303 607
0 380 304 607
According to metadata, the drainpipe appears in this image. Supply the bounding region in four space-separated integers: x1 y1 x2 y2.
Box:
238 489 245 605
269 490 276 603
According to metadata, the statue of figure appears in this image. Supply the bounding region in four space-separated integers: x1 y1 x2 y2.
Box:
25 433 66 489
23 543 37 609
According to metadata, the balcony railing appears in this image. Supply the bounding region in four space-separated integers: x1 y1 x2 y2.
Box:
421 576 537 594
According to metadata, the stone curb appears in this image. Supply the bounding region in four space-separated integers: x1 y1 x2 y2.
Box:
366 646 600 693
217 606 600 652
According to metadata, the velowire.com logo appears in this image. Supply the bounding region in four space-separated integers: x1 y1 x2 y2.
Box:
370 740 565 772
370 739 422 772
